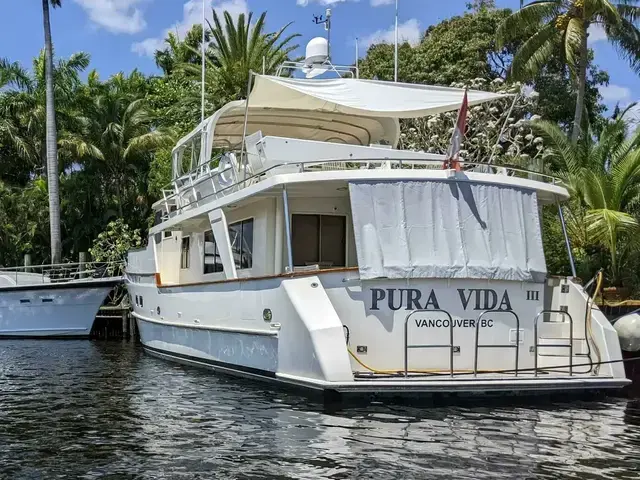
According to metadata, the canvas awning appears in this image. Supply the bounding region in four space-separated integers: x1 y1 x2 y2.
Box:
247 76 507 118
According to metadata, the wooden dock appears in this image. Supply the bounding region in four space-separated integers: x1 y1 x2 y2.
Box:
91 305 138 340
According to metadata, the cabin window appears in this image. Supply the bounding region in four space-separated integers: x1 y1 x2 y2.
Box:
292 214 346 268
153 210 163 226
203 230 224 274
165 206 177 238
180 236 190 269
228 219 253 269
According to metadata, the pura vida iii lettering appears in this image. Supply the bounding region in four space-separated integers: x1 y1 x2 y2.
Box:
369 288 517 312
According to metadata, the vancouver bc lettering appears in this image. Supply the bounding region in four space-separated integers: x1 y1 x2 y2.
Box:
413 318 494 328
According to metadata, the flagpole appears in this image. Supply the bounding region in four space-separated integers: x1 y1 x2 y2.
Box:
355 37 359 78
394 0 398 82
201 0 206 123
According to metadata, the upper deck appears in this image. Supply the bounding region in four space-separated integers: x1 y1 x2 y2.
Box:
152 141 568 236
153 74 566 232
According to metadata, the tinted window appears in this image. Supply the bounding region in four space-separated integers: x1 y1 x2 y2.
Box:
180 236 190 269
292 214 346 268
204 230 224 274
229 219 253 270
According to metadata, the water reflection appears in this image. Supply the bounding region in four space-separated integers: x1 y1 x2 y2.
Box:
0 341 639 479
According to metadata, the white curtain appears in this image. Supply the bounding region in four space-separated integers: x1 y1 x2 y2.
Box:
349 180 547 282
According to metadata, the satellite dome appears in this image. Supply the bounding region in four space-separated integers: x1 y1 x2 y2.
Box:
305 37 329 66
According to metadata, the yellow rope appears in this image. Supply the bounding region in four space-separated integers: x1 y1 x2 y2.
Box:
348 347 505 375
348 273 606 376
587 271 603 374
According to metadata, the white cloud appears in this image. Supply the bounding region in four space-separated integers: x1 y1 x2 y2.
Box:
132 0 248 56
600 84 632 104
296 0 351 5
370 0 395 6
588 23 607 44
361 18 421 48
72 0 148 34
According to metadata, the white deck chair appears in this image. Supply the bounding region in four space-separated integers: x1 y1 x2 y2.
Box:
244 131 266 177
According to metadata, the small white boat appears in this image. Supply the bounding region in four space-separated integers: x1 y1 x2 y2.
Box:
0 262 123 338
126 44 629 397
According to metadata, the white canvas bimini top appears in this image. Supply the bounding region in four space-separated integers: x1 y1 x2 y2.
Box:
177 75 508 165
247 76 507 118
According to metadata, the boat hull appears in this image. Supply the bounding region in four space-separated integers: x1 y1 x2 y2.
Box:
128 272 631 397
135 314 629 396
0 280 120 338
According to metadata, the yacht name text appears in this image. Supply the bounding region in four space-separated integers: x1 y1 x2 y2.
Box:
370 288 517 312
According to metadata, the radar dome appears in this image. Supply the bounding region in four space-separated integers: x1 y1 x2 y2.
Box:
305 37 329 66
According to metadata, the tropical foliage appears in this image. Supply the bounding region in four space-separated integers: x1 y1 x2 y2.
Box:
497 0 640 142
2 4 640 294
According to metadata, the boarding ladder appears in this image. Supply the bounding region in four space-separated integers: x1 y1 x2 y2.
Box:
473 310 521 376
533 309 576 376
404 309 455 377
401 309 588 379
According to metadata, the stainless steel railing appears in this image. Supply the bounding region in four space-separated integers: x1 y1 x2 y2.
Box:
533 310 575 376
473 310 521 377
404 309 455 377
158 154 562 219
0 261 124 286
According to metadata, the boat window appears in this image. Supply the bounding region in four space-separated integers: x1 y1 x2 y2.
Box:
203 230 224 274
292 214 346 268
153 210 163 226
180 236 190 269
165 206 177 238
228 219 253 269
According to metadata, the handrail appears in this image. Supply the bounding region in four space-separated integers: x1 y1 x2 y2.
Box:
0 260 124 271
157 155 563 220
0 261 124 287
404 309 455 377
474 310 521 377
533 309 574 376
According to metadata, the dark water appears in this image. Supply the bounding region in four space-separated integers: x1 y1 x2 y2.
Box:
1 342 640 480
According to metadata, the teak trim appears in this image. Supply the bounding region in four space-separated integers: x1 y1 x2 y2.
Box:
155 266 359 289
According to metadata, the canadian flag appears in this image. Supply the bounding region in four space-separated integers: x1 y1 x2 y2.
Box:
443 89 468 171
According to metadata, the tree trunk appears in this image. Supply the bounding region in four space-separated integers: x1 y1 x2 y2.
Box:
42 0 62 264
571 25 589 144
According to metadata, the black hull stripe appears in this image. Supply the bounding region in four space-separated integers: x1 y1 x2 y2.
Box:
142 344 277 379
0 335 90 340
0 278 122 293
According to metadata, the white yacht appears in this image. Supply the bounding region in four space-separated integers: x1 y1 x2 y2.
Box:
0 262 122 337
126 52 629 397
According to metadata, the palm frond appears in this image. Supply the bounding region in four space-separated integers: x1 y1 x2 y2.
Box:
564 17 586 76
605 16 640 73
510 22 559 80
123 130 175 161
496 0 561 47
530 120 583 172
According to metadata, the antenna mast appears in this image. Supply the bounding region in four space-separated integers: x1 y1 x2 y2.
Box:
394 0 398 82
313 8 332 60
201 0 206 122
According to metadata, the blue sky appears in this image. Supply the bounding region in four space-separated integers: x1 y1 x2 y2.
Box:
0 0 638 112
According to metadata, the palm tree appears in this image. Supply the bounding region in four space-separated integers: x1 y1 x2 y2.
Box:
0 52 90 172
178 10 299 110
534 114 640 284
43 0 62 263
64 74 175 217
497 1 640 144
155 25 208 75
